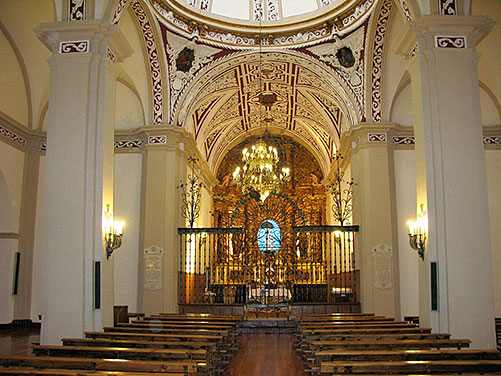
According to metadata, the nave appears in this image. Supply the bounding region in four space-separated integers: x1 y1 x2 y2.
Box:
0 312 501 375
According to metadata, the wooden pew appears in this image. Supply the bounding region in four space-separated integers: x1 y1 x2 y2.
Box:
300 332 452 343
32 345 208 361
124 322 235 330
303 338 471 351
319 359 501 374
0 370 186 375
313 348 501 362
300 327 432 336
299 321 418 329
103 326 230 337
0 355 206 374
62 338 219 351
85 331 224 343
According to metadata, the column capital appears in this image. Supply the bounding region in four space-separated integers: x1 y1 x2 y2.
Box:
139 124 190 149
393 15 494 59
342 122 402 153
35 20 132 62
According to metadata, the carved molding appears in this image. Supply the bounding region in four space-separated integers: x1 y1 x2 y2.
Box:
112 0 128 25
59 40 89 54
131 1 164 125
370 0 392 122
435 36 467 49
69 0 85 21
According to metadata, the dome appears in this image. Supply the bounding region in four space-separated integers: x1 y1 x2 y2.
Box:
153 0 376 47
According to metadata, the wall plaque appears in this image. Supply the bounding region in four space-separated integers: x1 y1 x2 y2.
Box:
373 244 392 289
144 246 164 290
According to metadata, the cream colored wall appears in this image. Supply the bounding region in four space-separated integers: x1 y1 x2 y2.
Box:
0 142 24 323
0 169 16 324
480 87 501 126
393 149 418 318
0 31 28 125
474 0 501 113
115 82 145 130
486 150 501 316
114 153 142 312
31 156 45 323
0 0 53 128
0 143 25 234
390 84 413 126
382 8 408 122
118 9 151 126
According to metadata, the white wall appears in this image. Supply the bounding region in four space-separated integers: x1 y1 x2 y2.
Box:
393 149 419 318
114 153 142 312
486 150 501 316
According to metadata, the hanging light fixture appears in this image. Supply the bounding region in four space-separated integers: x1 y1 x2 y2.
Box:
232 19 290 201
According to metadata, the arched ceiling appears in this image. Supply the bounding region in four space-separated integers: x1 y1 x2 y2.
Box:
178 52 357 175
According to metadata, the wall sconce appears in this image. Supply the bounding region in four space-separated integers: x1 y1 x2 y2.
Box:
408 204 427 260
104 204 124 259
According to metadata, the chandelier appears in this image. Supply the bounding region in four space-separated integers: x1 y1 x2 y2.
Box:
231 18 290 201
232 131 290 201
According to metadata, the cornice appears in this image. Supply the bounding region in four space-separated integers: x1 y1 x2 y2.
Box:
393 15 494 58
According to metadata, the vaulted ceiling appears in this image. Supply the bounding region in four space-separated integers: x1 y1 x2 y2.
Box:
180 52 354 174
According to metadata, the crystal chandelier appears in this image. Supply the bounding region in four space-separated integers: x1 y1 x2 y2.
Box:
232 132 290 201
231 17 291 201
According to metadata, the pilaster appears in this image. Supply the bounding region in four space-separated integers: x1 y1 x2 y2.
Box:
395 15 496 348
35 20 132 344
139 125 189 315
342 123 401 319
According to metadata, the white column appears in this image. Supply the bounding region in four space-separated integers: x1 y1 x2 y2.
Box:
345 123 401 319
396 15 496 348
35 21 132 344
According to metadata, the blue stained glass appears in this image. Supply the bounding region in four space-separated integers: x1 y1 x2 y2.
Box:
257 219 281 253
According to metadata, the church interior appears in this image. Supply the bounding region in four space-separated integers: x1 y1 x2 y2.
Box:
1 0 501 374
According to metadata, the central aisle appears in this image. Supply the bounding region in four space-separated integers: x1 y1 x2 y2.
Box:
224 333 308 376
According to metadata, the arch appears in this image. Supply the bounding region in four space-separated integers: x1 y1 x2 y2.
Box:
175 49 359 174
128 0 168 125
230 192 306 226
389 71 411 123
479 81 501 125
116 76 147 128
213 125 330 178
0 20 33 128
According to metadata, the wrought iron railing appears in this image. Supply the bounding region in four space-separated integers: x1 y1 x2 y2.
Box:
178 225 359 305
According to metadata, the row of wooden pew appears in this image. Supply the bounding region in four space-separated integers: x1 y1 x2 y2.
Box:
296 313 501 375
0 313 242 375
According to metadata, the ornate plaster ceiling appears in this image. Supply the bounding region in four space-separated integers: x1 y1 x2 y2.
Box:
151 0 376 48
179 53 354 175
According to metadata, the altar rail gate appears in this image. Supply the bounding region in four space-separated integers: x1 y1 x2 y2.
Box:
178 226 359 305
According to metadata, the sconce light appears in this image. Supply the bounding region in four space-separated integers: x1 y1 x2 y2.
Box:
407 204 427 260
104 204 124 259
